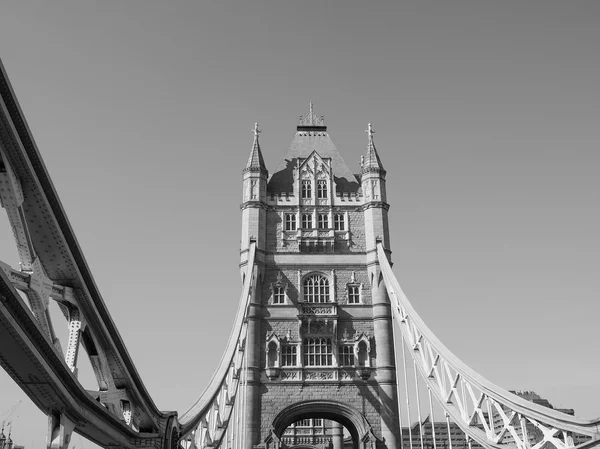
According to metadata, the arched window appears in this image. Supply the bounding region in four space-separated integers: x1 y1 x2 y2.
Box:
303 274 330 303
303 337 333 366
267 341 278 368
317 180 327 198
339 345 354 366
301 180 312 199
357 341 368 367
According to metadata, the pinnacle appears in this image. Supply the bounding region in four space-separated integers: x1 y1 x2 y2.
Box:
244 122 268 174
362 123 385 174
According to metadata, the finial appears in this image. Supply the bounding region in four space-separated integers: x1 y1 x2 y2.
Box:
366 123 375 140
298 102 325 127
252 122 261 139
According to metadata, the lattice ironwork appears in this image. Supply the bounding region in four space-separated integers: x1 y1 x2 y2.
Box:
377 243 600 449
178 243 256 449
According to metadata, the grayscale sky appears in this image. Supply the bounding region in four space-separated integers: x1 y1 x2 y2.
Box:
1 1 599 447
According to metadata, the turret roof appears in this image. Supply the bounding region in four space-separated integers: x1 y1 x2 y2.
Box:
244 123 267 174
268 104 359 193
362 123 385 174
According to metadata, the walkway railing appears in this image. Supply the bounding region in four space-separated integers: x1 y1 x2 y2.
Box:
178 242 256 449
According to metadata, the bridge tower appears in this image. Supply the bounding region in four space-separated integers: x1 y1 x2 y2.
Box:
240 105 400 449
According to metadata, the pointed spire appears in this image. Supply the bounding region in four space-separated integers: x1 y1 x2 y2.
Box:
244 122 267 174
362 123 385 174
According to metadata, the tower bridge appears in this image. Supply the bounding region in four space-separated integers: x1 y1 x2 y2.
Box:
0 60 599 449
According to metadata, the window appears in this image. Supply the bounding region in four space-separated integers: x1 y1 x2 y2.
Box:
339 346 354 366
273 286 285 304
301 180 312 199
318 214 328 229
334 214 345 231
303 337 333 366
301 214 313 229
267 341 278 368
317 180 327 198
281 345 297 366
303 274 329 303
348 285 360 304
313 419 323 427
357 341 368 367
285 214 296 231
296 419 312 427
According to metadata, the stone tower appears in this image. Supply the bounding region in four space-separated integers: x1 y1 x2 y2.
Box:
240 105 399 449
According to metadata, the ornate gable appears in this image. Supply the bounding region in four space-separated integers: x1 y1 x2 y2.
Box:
297 151 331 182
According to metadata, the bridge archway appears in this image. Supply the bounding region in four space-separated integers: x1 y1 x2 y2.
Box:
270 400 376 449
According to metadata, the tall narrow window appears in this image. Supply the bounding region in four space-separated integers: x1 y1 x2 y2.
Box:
301 214 313 229
357 341 368 367
334 214 345 231
318 214 329 229
303 274 329 303
281 345 297 366
303 337 333 366
339 345 354 366
301 180 312 199
273 286 285 304
285 214 297 231
317 180 327 198
348 285 360 304
267 342 278 368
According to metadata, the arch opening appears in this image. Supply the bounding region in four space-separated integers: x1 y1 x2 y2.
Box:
270 400 376 449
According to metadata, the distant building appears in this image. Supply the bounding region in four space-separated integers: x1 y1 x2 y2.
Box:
281 418 344 448
494 391 592 448
400 416 483 449
398 391 590 449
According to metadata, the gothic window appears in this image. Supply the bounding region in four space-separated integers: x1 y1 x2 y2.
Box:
281 344 297 366
334 214 345 231
301 180 312 199
301 213 313 229
251 180 257 200
339 345 355 366
371 180 379 200
317 214 329 229
317 180 327 198
285 213 297 231
267 341 278 368
303 337 333 366
303 274 329 303
273 286 285 304
348 285 360 304
357 340 368 367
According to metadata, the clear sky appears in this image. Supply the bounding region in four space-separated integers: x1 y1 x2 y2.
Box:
1 1 599 447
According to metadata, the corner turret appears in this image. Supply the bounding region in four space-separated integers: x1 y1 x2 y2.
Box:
241 123 268 253
361 123 390 250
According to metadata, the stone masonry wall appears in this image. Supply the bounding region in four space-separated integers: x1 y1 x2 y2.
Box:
265 208 366 253
259 383 383 442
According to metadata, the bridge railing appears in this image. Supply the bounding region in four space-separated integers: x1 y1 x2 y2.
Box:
178 242 256 449
377 243 600 449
